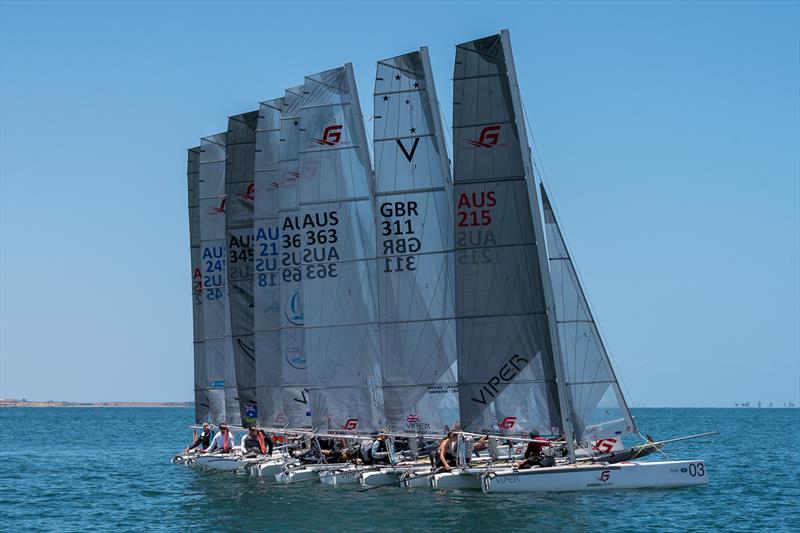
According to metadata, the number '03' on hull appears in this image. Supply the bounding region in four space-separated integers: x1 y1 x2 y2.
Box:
481 460 708 493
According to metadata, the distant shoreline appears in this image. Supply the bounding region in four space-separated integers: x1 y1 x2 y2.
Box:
0 401 192 408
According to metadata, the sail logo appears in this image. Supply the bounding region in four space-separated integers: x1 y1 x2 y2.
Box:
274 414 287 425
314 124 342 146
406 414 420 423
237 183 255 201
285 347 306 370
244 404 258 418
499 416 517 430
342 418 359 430
598 470 611 482
396 138 420 162
287 171 300 181
470 353 529 405
209 380 224 389
285 289 304 326
591 438 618 454
466 125 501 148
209 196 226 214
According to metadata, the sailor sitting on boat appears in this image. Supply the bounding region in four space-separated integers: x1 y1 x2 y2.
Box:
517 431 555 469
203 423 237 453
360 432 392 465
184 423 213 453
240 426 273 456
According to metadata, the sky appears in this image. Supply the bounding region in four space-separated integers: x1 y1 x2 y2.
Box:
1 1 798 407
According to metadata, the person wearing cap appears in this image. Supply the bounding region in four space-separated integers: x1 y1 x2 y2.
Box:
184 423 213 452
240 427 273 456
517 430 553 469
204 423 237 453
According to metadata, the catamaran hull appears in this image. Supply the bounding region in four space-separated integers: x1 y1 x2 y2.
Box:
359 469 400 487
319 467 365 485
431 470 481 490
247 458 291 478
200 457 255 471
481 460 709 493
275 464 348 484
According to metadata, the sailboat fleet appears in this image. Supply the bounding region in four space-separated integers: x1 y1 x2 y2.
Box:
178 30 711 493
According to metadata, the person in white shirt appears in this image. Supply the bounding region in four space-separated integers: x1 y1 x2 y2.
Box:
204 423 237 453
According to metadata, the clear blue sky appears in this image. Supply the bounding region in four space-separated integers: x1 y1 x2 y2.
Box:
1 1 798 406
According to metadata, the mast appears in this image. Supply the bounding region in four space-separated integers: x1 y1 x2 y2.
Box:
500 29 576 462
420 46 452 187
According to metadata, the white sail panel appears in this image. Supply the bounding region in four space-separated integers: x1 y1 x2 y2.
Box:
253 97 285 429
188 147 209 424
452 34 562 436
225 111 259 427
276 86 313 430
198 133 240 426
541 186 636 441
373 49 458 435
297 65 383 435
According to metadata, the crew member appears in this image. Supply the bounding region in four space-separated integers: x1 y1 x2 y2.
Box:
431 431 458 472
241 427 274 456
205 423 236 453
518 430 553 469
184 423 213 452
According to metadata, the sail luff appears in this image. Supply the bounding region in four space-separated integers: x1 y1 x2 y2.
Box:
188 146 209 424
499 29 576 461
420 46 452 187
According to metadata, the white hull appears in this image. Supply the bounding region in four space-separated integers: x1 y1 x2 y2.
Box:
275 463 349 484
199 456 255 471
431 469 482 490
248 458 292 478
481 460 709 493
319 466 366 485
359 469 400 487
401 470 434 488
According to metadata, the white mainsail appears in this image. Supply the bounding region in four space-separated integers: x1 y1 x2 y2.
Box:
451 33 564 438
541 185 636 442
373 48 458 436
277 86 313 431
199 132 241 426
253 97 286 430
225 111 260 427
188 146 209 424
297 65 383 435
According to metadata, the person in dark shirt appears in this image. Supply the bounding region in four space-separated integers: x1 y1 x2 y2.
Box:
184 423 213 452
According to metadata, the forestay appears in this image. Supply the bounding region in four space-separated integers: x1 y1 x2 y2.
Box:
253 97 285 430
296 65 383 435
188 147 210 424
452 34 562 437
541 185 636 442
276 86 313 431
199 132 241 426
373 49 458 436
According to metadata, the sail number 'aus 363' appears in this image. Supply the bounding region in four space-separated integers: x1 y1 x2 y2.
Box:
280 211 340 281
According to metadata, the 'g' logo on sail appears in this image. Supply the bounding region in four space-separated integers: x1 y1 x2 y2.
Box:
466 125 501 148
313 124 343 146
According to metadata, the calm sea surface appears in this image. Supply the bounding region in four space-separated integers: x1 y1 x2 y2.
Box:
1 407 797 532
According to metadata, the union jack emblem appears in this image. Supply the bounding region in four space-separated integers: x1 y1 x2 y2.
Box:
406 414 420 423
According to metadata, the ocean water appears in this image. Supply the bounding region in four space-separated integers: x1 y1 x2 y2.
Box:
1 407 797 532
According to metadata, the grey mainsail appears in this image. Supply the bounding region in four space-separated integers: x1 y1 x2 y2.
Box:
199 132 241 426
188 147 209 424
277 86 313 431
296 65 383 435
225 111 259 427
373 48 458 436
541 185 636 442
253 97 285 430
452 32 563 437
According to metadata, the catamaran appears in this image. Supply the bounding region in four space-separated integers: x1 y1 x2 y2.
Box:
179 29 711 493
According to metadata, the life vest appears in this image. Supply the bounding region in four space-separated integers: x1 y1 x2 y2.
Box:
222 431 231 451
257 431 268 455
